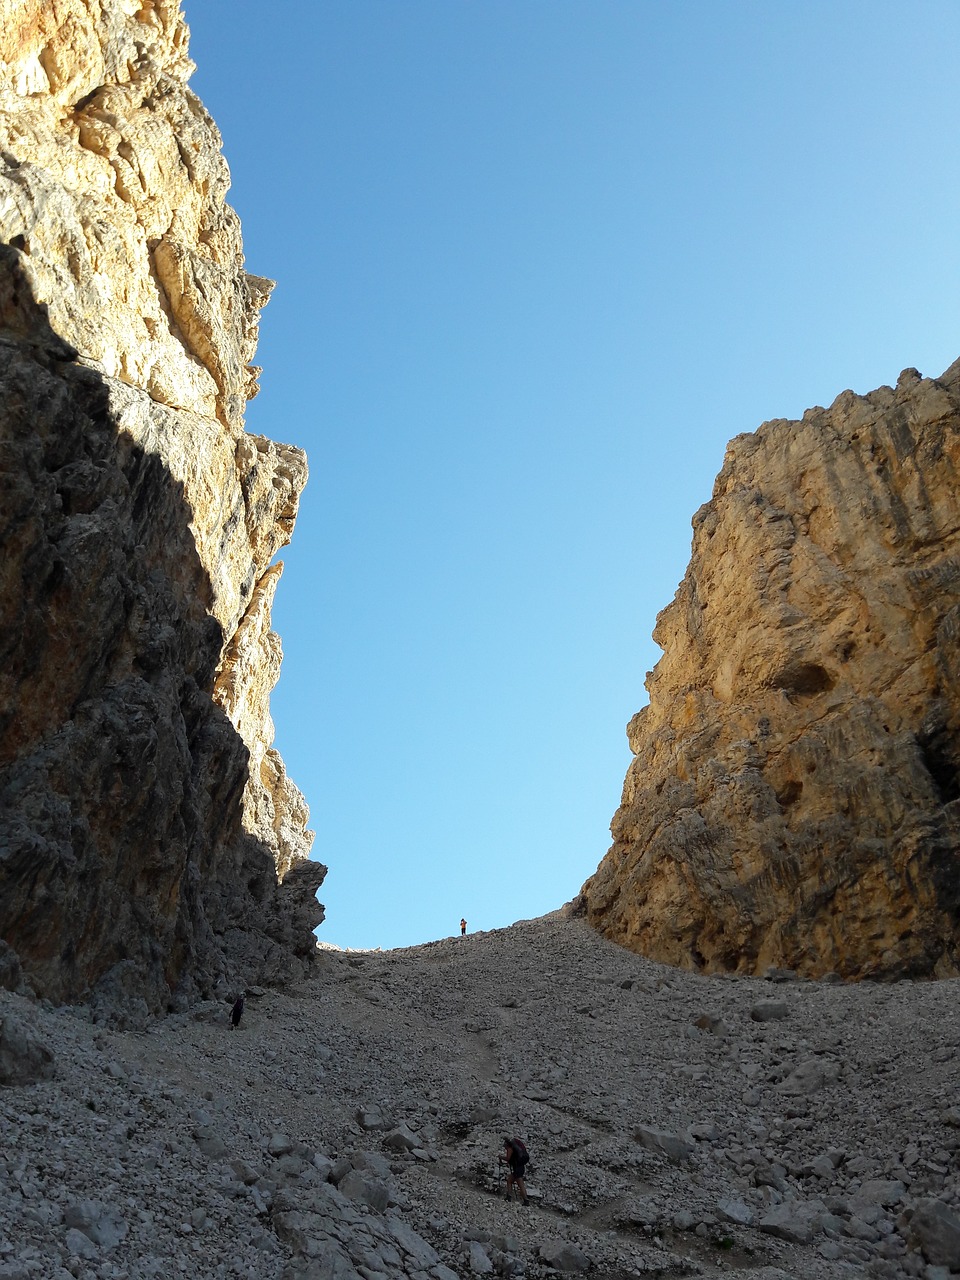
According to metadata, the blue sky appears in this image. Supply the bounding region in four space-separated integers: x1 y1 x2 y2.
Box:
186 1 960 950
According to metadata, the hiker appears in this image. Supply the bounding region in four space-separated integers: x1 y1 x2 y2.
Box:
460 918 467 936
500 1137 529 1205
230 992 244 1029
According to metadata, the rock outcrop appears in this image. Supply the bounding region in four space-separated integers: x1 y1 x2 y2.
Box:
581 362 960 980
0 0 324 1012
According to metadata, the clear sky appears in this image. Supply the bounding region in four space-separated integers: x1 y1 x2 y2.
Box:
185 1 960 951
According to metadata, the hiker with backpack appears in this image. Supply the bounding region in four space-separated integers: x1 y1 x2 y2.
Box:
500 1137 530 1205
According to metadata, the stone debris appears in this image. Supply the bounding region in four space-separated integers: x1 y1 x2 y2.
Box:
0 912 957 1278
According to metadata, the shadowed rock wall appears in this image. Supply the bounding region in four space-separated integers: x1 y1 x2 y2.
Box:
0 1 324 1013
581 363 960 980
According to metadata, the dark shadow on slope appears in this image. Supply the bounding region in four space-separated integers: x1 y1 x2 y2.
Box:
0 244 324 1017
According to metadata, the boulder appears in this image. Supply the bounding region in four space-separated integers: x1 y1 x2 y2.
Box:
63 1199 128 1250
851 1178 905 1210
0 1011 55 1086
777 1058 837 1096
383 1123 420 1152
539 1240 591 1272
634 1124 694 1163
465 1241 493 1274
356 1104 393 1131
268 1132 295 1157
908 1198 960 1269
717 1198 755 1227
750 1000 789 1022
757 1202 816 1244
338 1170 389 1213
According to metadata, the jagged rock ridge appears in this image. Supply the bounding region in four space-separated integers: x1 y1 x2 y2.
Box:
581 362 960 980
0 0 324 1013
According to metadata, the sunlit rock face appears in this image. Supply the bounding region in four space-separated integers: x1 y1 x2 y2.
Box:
0 0 324 1012
581 362 960 980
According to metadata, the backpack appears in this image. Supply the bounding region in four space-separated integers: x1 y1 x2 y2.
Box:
510 1138 529 1169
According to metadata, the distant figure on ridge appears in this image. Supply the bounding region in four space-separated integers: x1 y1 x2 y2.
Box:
500 1137 530 1205
230 992 244 1029
460 918 467 936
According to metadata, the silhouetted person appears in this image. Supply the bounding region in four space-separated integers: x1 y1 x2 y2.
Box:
460 918 467 936
500 1137 529 1205
230 993 244 1029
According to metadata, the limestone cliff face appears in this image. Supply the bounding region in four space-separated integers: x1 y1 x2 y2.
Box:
0 0 325 1014
582 363 960 980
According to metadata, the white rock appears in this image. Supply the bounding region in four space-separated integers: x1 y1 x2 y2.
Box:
717 1198 755 1226
62 1199 128 1250
539 1240 591 1271
465 1241 493 1274
750 1000 790 1022
635 1124 694 1163
63 1227 98 1260
758 1202 816 1244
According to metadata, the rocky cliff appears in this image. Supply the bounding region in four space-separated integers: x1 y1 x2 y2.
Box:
0 0 325 1015
581 363 960 980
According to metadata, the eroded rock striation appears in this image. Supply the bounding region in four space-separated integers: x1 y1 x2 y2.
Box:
0 0 324 1013
582 363 960 979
